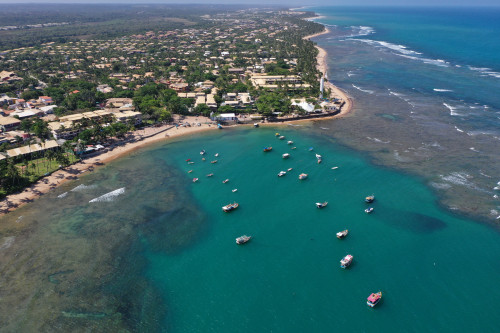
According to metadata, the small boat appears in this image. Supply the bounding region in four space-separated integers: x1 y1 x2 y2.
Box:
278 171 287 177
193 178 199 183
279 136 285 140
217 124 223 129
275 133 280 137
340 254 353 268
282 153 290 159
287 140 293 145
236 235 251 244
202 158 206 161
299 173 308 180
200 150 206 155
316 154 322 159
223 179 229 184
232 189 238 192
215 153 219 157
186 159 191 162
367 292 382 307
263 147 272 152
188 170 193 173
365 195 375 203
308 147 314 151
206 173 214 177
211 160 218 164
365 207 374 213
316 202 328 208
287 168 293 172
336 230 348 239
291 147 297 150
254 123 259 128
188 161 195 164
331 166 339 170
222 202 239 212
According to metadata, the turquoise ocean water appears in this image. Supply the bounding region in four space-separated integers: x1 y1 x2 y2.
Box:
2 6 500 331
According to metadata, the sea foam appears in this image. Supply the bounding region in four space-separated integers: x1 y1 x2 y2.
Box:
89 187 125 203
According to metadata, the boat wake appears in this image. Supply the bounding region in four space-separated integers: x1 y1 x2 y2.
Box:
433 88 454 92
89 187 125 203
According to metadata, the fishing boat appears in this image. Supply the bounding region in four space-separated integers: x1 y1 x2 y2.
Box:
365 195 375 203
279 135 285 140
200 150 206 155
202 158 206 161
236 235 251 244
282 153 290 159
254 123 259 127
367 292 382 307
275 133 280 137
299 173 308 180
188 170 193 173
287 168 293 172
340 254 353 268
232 189 238 192
316 154 322 160
215 153 219 157
206 173 214 177
316 202 328 208
211 160 218 164
278 171 287 177
287 140 293 145
223 179 229 184
263 147 272 152
365 207 374 213
222 202 239 212
336 229 348 239
192 178 199 183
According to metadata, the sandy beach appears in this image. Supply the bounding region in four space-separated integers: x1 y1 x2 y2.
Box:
1 24 353 217
0 116 217 216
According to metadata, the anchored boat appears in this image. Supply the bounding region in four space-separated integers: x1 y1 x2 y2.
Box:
222 202 239 212
282 153 290 159
365 195 375 203
278 171 287 177
316 202 328 208
299 173 308 180
336 230 348 239
263 147 272 152
236 235 251 244
340 254 353 268
367 292 382 307
365 207 374 214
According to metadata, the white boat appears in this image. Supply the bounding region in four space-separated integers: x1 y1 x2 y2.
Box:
287 140 294 145
232 189 238 192
236 235 251 244
193 178 199 183
299 173 308 180
365 207 374 213
316 202 328 208
316 154 322 159
200 150 206 155
340 254 353 268
287 168 293 172
279 136 285 140
222 202 239 212
336 230 348 239
282 153 290 159
223 179 229 184
331 166 339 170
215 153 219 157
206 173 214 177
278 171 287 177
254 123 259 127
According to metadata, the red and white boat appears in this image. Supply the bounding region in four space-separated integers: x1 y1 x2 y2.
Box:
192 178 199 183
367 292 382 307
340 254 353 268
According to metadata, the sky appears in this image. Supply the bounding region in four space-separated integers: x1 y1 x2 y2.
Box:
0 0 498 6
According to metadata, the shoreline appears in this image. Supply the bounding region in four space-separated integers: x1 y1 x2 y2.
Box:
0 22 353 217
0 117 216 216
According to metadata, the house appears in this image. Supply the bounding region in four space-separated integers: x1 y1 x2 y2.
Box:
249 74 310 90
38 96 53 105
106 98 133 108
6 140 59 159
215 113 237 123
0 116 21 132
170 82 189 92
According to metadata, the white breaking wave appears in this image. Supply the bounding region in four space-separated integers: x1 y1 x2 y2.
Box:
439 172 490 194
433 89 453 92
71 184 97 192
89 187 125 203
468 66 500 79
351 38 450 67
352 84 374 94
366 136 390 144
443 103 463 116
57 192 68 198
454 126 464 133
469 147 480 152
0 236 15 251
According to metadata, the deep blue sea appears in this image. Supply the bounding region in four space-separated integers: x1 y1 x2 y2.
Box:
307 6 500 222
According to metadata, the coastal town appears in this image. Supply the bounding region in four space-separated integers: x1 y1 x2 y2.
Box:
0 7 350 211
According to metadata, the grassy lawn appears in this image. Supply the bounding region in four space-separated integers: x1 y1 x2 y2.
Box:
16 153 79 181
